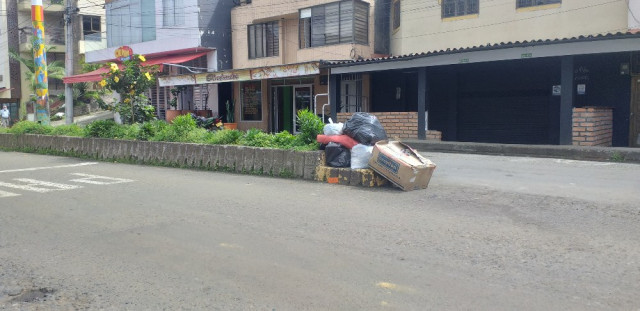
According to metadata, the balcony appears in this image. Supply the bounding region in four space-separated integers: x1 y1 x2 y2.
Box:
18 0 65 12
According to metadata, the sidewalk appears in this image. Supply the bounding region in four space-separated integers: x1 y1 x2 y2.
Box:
403 139 640 164
50 110 114 127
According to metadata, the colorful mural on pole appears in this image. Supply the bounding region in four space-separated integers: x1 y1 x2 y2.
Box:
31 0 49 124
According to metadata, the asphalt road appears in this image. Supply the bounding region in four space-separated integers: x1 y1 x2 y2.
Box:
0 151 639 310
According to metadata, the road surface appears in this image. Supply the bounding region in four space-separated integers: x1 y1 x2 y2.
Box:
0 151 638 310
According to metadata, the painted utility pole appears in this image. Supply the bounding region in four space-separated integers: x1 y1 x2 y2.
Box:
64 0 76 124
31 0 50 124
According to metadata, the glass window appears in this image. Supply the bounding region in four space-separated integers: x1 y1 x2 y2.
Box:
82 15 101 40
517 0 560 8
241 81 262 121
393 0 400 30
299 0 369 49
106 0 155 47
248 21 279 59
442 0 479 18
163 0 184 26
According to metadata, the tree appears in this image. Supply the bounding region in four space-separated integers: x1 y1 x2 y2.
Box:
8 38 65 105
99 55 159 124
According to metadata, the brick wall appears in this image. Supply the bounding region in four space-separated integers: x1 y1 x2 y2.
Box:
336 112 441 141
572 107 613 147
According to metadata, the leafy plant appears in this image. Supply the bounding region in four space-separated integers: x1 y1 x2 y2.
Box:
8 121 53 135
168 86 187 109
272 131 298 149
138 120 169 141
225 100 235 123
50 124 84 137
296 109 323 145
84 120 126 138
239 128 274 147
206 129 242 145
99 55 159 124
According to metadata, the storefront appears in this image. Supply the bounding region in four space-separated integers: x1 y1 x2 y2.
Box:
159 61 325 133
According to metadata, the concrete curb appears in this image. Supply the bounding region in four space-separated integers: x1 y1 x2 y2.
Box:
402 139 640 163
0 134 324 180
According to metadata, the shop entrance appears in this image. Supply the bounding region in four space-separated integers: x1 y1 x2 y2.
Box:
271 85 313 133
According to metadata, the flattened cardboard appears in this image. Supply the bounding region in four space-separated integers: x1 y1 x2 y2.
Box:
368 140 436 191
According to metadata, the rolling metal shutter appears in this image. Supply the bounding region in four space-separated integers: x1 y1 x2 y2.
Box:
457 90 550 144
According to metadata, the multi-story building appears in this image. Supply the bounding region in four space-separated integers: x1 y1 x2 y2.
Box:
68 0 234 119
328 0 640 147
159 0 377 133
0 0 106 122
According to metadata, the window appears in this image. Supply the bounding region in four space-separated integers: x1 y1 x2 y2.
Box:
299 0 369 49
392 0 400 30
82 15 101 41
106 0 156 47
442 0 479 18
517 0 560 8
241 81 262 121
248 21 279 59
163 0 184 26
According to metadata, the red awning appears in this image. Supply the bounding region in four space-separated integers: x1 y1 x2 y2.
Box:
62 52 209 84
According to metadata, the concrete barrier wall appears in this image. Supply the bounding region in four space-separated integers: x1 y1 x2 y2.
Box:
0 134 324 180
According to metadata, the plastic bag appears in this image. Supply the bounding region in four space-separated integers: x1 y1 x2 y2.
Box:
323 123 343 135
342 112 388 145
350 144 373 169
323 118 343 135
325 142 351 168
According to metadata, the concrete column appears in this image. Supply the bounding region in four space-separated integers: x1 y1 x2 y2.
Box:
417 68 428 140
329 73 340 121
560 56 574 145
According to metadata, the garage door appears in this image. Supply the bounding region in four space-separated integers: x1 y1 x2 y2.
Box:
457 90 550 144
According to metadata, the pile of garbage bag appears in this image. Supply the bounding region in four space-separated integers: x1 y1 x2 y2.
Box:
317 113 387 169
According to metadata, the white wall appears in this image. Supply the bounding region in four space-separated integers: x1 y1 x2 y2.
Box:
392 0 629 56
629 0 640 30
86 0 201 63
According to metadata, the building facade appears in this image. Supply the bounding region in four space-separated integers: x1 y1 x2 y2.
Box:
329 0 640 147
158 0 377 132
73 0 234 119
0 0 106 123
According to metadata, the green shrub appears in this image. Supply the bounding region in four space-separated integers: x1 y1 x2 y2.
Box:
138 120 168 141
8 121 53 135
50 124 84 137
272 131 298 149
84 120 126 138
206 129 242 145
296 109 323 145
238 128 274 147
171 114 197 137
121 124 141 140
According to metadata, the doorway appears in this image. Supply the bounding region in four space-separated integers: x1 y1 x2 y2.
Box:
271 85 312 133
631 76 640 147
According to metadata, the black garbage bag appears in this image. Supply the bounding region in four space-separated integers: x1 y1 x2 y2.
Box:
342 112 387 145
325 142 351 168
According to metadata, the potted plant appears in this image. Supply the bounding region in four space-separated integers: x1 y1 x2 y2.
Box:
224 99 237 130
166 86 186 123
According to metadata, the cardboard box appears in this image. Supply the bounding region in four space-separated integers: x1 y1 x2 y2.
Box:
368 141 436 191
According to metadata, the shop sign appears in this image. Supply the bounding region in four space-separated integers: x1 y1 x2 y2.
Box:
115 46 134 62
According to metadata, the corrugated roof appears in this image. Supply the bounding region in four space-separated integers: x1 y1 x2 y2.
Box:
323 31 640 67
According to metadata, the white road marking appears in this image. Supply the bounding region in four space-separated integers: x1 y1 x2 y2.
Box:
0 179 82 193
0 162 99 173
0 190 20 198
69 173 134 185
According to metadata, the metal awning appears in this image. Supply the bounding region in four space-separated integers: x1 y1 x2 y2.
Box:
329 34 640 74
62 52 209 84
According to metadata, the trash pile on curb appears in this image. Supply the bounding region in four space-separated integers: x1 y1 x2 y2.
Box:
316 112 436 191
